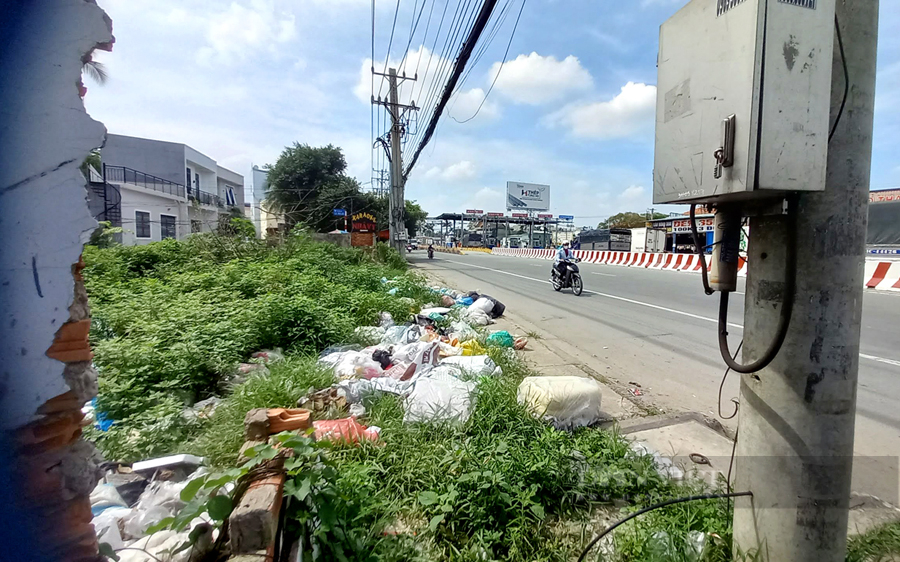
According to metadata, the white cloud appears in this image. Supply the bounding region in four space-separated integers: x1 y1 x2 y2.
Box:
618 185 646 202
447 88 500 122
354 46 491 124
424 160 477 181
490 52 593 105
199 0 297 64
545 81 657 140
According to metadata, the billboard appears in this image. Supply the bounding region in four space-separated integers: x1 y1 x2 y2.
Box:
507 182 550 211
465 209 484 215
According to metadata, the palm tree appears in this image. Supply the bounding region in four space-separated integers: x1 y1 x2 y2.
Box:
82 58 108 85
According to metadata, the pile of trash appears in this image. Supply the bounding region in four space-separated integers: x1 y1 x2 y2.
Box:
312 288 515 426
90 454 215 562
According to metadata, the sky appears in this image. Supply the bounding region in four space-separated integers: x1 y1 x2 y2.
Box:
86 0 900 228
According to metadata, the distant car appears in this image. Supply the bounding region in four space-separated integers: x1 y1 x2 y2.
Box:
409 239 419 250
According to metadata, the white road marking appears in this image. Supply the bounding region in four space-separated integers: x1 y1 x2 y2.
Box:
448 259 900 369
592 272 616 277
859 353 900 368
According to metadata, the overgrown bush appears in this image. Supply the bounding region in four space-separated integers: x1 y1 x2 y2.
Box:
83 233 426 462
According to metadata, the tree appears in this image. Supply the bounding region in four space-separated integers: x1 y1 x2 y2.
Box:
264 144 349 227
404 201 428 237
598 211 668 229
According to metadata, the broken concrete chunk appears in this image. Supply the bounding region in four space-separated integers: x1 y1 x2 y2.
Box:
229 473 285 553
244 408 269 441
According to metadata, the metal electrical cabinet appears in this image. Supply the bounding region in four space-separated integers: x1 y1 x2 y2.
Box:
653 0 836 205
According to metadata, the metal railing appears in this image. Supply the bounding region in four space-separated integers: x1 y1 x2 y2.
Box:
103 164 186 198
189 189 224 207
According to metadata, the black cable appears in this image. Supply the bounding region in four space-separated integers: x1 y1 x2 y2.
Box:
405 0 501 179
378 0 403 99
718 197 798 374
829 14 849 143
717 339 742 420
690 204 715 295
451 0 527 124
576 491 753 562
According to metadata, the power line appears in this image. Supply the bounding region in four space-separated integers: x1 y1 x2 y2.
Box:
404 0 501 179
451 0 526 123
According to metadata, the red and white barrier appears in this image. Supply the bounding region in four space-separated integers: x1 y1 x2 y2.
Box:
864 261 900 292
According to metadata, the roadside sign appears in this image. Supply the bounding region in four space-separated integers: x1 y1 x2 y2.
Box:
559 215 574 221
538 213 553 218
512 213 528 218
487 212 504 217
333 209 347 216
465 209 484 215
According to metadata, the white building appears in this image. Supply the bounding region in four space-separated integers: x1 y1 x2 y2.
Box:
250 165 285 237
91 134 245 245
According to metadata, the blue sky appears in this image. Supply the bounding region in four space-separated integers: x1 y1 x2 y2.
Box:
87 0 899 228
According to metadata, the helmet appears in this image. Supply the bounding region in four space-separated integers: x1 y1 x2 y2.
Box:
562 241 570 247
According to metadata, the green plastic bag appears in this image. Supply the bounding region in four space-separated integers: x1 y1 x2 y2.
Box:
487 330 514 348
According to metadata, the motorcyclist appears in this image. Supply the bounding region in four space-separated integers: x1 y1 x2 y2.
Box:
427 243 435 258
554 241 574 282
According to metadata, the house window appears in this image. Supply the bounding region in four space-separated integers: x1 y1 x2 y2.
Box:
160 214 177 239
135 211 151 238
195 173 200 190
191 220 202 233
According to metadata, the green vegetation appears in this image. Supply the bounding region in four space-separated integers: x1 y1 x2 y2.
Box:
85 229 747 561
598 211 669 229
846 520 900 562
83 230 429 462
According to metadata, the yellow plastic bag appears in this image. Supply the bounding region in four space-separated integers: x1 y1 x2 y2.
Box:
461 340 486 356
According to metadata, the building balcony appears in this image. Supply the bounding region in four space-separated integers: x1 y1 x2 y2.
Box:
103 165 185 198
188 188 224 208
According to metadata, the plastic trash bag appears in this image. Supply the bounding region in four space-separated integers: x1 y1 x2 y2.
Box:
486 330 515 348
90 481 128 516
437 341 463 357
251 348 284 364
516 376 603 430
93 507 132 550
332 352 384 380
404 373 477 424
313 417 380 444
440 355 501 377
392 341 440 370
420 307 452 316
456 296 474 306
461 340 487 356
479 294 506 318
373 348 392 369
449 321 477 342
402 324 425 344
121 478 190 538
381 325 408 345
465 309 493 326
319 344 361 358
379 312 395 328
469 297 495 315
354 326 386 343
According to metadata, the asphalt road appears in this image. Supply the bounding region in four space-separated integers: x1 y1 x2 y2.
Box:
412 251 900 501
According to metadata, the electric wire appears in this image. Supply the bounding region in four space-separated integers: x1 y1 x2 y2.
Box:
398 0 429 77
829 14 849 143
377 0 403 99
575 492 754 562
451 0 526 123
718 197 798 374
689 204 715 296
717 339 742 420
405 0 501 179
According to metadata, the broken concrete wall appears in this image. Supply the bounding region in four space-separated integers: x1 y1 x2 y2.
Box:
0 1 113 559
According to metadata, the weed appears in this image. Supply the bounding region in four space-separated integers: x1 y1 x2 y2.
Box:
846 520 900 562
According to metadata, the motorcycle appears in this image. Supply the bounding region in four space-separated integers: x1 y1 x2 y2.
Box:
406 244 414 252
427 247 434 259
551 258 583 295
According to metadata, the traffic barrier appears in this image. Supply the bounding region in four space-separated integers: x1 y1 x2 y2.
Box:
864 261 900 292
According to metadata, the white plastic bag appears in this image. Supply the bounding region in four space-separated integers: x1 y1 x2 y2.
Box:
404 373 476 424
516 376 603 430
465 309 493 326
420 307 452 316
332 352 383 380
354 326 386 343
440 355 501 377
90 481 128 515
93 507 132 550
449 321 477 342
469 297 495 314
121 479 189 538
381 325 408 345
391 342 440 370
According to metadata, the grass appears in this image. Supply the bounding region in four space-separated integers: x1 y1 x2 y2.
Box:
847 520 900 562
189 356 334 467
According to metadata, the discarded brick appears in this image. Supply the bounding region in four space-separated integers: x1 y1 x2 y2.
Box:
229 473 285 553
238 439 267 465
244 408 269 441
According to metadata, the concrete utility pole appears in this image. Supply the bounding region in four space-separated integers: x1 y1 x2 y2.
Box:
387 68 405 256
732 2 879 560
